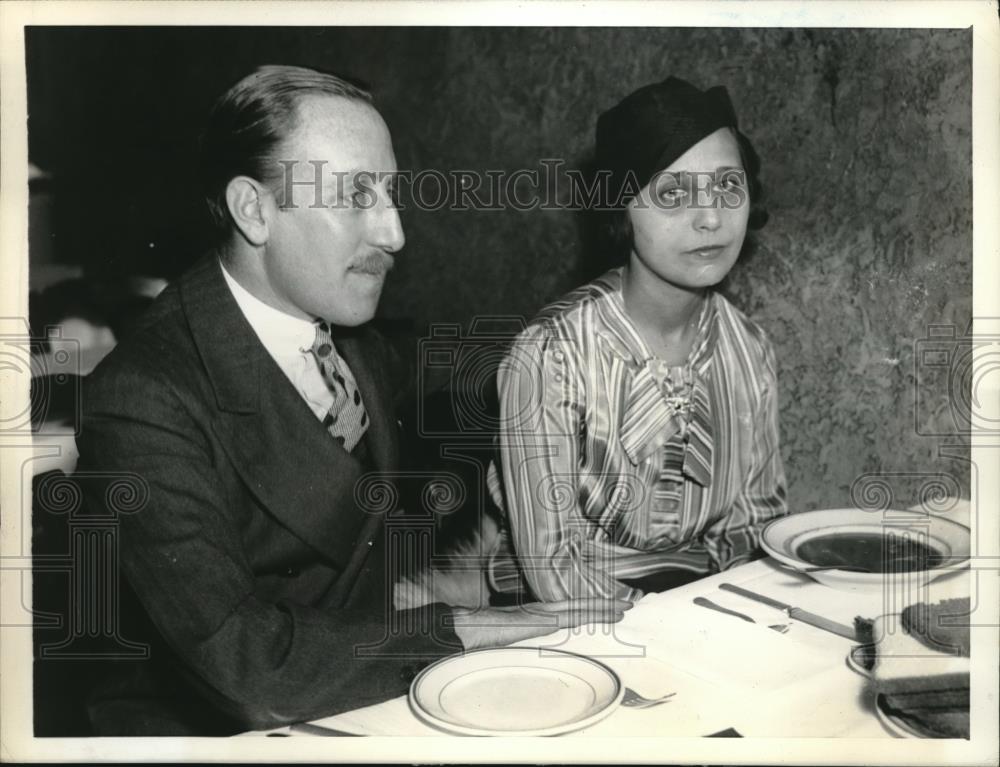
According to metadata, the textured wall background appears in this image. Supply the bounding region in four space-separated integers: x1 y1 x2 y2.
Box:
26 27 972 513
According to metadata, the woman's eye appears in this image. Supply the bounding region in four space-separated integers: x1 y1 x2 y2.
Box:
717 172 745 191
657 187 687 204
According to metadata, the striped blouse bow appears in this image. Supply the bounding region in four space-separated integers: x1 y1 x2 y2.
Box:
612 301 718 487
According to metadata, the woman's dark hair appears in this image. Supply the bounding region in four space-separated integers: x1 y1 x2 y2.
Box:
605 128 769 263
199 65 372 238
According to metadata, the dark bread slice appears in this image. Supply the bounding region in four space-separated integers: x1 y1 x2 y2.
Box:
901 597 970 657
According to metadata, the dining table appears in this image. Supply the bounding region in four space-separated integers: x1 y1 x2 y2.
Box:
245 549 972 740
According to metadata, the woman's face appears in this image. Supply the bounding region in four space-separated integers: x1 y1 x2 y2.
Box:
627 127 749 291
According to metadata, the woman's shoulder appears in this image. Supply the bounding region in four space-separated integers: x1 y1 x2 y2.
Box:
710 292 778 372
521 268 623 341
712 293 774 345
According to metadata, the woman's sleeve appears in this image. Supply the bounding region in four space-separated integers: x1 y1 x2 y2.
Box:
496 327 636 601
703 336 788 570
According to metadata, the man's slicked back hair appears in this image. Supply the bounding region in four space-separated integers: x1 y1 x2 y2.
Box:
199 64 373 237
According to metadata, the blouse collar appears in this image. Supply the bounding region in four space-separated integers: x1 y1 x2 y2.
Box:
590 267 717 481
591 267 719 372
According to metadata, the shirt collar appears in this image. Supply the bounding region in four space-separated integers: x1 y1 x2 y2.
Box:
219 259 318 362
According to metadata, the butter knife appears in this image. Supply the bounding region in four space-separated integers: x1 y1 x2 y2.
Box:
718 583 857 640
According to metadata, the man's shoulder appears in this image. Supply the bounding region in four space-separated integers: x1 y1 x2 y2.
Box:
85 262 211 406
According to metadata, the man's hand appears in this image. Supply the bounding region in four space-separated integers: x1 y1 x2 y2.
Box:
450 599 633 651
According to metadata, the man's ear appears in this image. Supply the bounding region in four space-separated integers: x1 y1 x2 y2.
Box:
225 176 273 247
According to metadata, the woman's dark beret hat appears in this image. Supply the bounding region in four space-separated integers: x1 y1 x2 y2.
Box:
596 76 739 204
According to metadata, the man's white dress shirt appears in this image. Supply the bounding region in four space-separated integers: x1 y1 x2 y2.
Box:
220 260 337 421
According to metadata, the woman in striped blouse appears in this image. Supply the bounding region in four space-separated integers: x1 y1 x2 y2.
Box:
486 77 788 602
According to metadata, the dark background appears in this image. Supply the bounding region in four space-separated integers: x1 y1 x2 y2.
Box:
25 26 973 513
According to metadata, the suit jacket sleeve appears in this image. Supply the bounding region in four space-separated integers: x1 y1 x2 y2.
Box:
77 361 461 731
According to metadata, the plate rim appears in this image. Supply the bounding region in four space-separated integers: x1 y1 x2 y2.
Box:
874 693 923 738
845 643 876 678
408 646 624 737
761 508 971 576
872 692 960 739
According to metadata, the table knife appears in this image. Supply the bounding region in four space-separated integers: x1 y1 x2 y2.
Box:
718 583 857 640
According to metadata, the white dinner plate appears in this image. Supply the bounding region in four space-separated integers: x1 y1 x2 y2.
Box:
409 647 623 736
761 508 970 591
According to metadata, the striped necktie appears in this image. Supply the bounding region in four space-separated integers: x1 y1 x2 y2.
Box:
310 320 369 452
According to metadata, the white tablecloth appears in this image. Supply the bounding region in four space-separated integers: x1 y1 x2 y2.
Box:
256 557 969 738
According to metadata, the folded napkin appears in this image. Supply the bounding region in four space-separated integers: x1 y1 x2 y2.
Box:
865 597 970 738
612 598 831 693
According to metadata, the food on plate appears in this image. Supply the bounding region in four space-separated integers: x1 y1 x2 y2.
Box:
900 597 971 656
859 597 970 738
796 532 945 573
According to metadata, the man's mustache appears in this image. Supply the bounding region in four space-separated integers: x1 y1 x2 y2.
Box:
350 252 395 275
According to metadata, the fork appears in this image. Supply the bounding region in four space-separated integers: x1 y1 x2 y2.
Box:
621 687 677 709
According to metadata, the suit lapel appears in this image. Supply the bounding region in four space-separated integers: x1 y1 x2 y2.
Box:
318 328 401 607
180 256 383 568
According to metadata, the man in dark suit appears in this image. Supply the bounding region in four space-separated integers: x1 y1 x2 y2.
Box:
75 65 629 736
